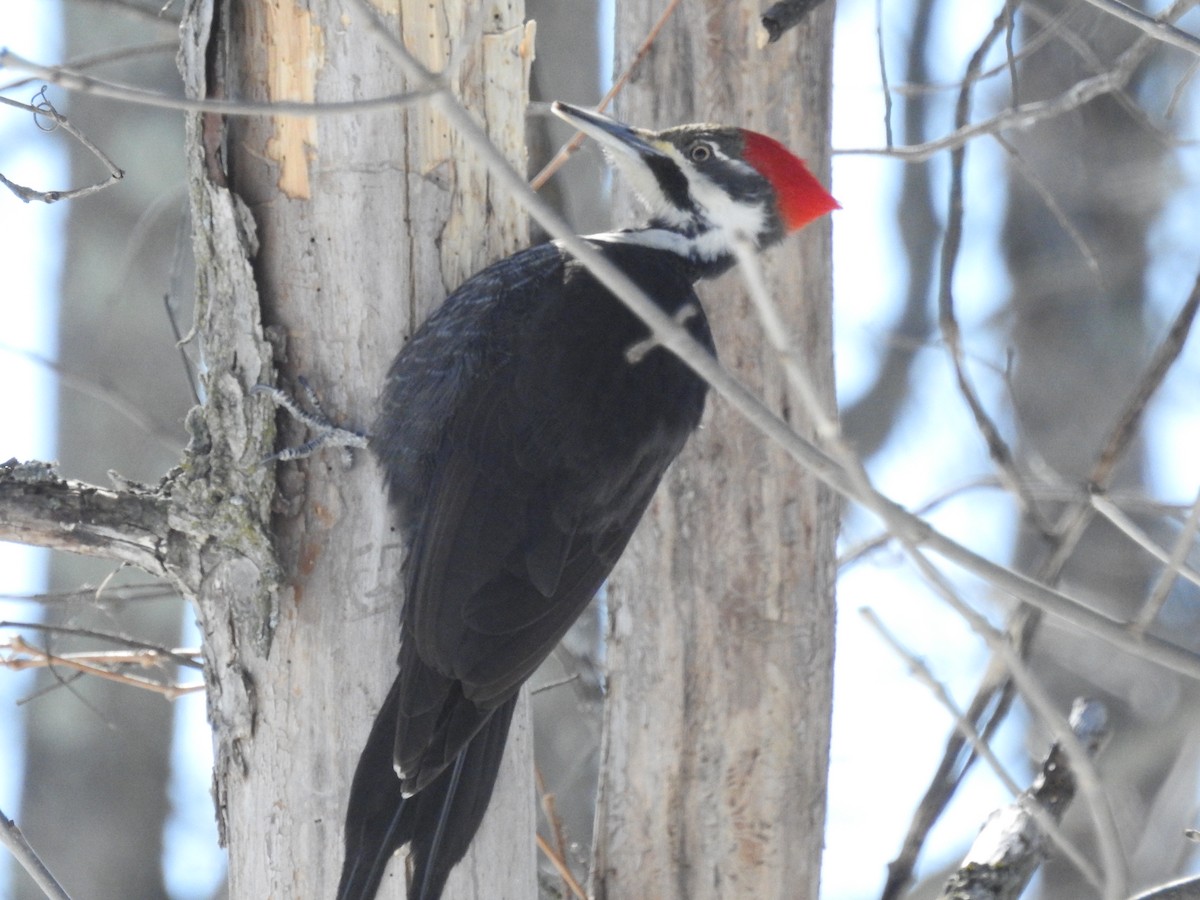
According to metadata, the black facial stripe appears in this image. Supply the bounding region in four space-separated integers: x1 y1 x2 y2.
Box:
643 153 698 216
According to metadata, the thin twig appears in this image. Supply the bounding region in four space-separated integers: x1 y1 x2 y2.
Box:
0 49 437 118
839 0 1200 161
993 133 1103 286
1 636 204 700
531 673 581 695
0 343 181 450
1078 0 1200 56
0 40 178 94
1005 0 1021 106
535 768 584 899
1091 272 1200 487
1090 494 1200 595
1132 486 1200 633
1167 56 1200 117
875 0 894 149
1019 2 1181 150
0 582 176 604
69 0 179 26
0 621 201 669
0 807 73 900
882 3 1081 100
861 609 1103 887
838 477 994 569
529 0 682 190
534 834 587 900
938 10 1054 534
0 90 124 203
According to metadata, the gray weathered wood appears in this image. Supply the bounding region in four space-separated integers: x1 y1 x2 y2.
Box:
175 0 537 896
592 3 838 898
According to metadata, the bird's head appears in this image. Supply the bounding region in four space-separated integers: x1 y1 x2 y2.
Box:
552 101 838 264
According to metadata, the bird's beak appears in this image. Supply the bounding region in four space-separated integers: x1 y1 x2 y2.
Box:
551 101 666 163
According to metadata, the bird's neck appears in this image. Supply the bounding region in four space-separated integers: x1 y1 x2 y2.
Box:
581 226 743 280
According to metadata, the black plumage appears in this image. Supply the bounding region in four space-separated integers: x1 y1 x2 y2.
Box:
338 241 713 900
335 102 837 900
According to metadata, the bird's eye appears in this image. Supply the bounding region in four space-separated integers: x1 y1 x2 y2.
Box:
689 143 712 162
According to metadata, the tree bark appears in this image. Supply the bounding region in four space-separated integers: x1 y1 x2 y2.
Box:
176 0 536 896
593 3 837 897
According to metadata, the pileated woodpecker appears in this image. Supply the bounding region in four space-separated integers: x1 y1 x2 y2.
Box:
336 102 838 900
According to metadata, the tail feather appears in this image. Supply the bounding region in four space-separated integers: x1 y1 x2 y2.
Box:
336 677 518 900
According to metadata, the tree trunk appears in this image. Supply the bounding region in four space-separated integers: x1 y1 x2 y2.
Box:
593 3 838 897
178 0 536 896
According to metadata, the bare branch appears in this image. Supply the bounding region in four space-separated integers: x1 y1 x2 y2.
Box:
536 768 586 900
838 0 1200 161
0 460 170 578
1090 494 1200 595
535 833 588 900
0 582 175 605
874 0 894 148
1167 55 1200 116
1078 0 1200 56
938 10 1053 533
939 699 1110 900
866 519 1128 895
1091 271 1200 487
0 49 437 118
728 206 1127 891
1132 486 1200 633
529 0 683 191
1129 875 1200 899
993 134 1103 286
0 90 124 203
0 40 178 94
888 268 1200 895
69 0 179 27
1003 0 1019 106
862 609 1103 888
0 621 201 669
0 807 73 900
0 635 203 699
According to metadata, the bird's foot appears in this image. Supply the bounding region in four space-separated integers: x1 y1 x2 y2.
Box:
254 376 370 465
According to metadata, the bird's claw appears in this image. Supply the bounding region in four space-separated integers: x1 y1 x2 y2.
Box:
254 378 369 466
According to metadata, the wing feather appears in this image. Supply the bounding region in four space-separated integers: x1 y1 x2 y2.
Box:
374 240 712 791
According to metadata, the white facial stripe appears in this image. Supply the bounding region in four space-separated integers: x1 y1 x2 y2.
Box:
587 138 772 264
689 171 768 238
658 143 769 250
605 144 692 230
577 230 696 254
573 227 756 265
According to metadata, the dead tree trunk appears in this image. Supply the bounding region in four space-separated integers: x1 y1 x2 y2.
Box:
185 1 538 896
592 3 838 897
